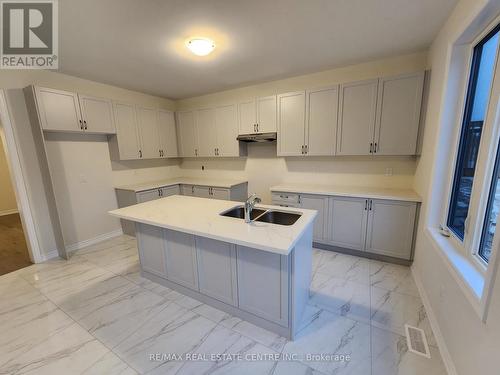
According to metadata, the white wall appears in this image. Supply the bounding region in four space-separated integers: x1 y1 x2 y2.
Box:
0 127 18 215
412 1 500 374
0 71 182 250
177 52 427 203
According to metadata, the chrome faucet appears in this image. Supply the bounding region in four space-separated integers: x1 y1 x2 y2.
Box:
244 194 262 223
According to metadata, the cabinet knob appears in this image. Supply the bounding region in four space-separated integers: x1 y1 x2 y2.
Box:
369 143 373 153
373 143 377 154
79 119 83 130
139 150 142 158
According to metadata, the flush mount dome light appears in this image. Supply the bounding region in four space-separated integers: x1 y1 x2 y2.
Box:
186 38 215 56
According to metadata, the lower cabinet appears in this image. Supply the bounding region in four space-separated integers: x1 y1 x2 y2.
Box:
136 223 166 277
271 190 418 261
327 196 368 251
164 229 199 290
196 237 238 305
299 194 328 242
236 245 289 326
365 199 416 259
136 225 289 326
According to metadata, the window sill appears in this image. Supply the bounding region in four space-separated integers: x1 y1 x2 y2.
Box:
425 227 484 316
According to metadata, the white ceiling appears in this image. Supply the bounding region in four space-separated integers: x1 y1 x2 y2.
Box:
59 0 457 99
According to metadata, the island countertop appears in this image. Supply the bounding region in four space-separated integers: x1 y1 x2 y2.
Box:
109 195 317 255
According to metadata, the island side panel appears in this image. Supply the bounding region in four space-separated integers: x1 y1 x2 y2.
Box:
290 225 313 339
236 245 289 327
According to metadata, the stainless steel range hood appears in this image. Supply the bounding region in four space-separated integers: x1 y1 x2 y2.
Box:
237 132 277 143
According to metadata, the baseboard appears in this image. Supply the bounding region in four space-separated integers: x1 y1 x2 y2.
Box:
411 267 458 375
65 228 124 253
0 208 19 216
39 248 60 262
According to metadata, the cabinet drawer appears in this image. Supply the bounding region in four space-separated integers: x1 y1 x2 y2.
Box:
271 192 300 204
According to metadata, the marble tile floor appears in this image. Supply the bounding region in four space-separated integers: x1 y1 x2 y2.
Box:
0 235 448 375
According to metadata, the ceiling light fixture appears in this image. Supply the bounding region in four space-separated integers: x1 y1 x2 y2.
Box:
186 38 216 56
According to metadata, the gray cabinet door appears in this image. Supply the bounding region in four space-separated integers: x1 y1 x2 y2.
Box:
194 186 211 198
306 86 338 156
365 200 416 259
137 189 160 203
181 184 195 196
113 102 141 160
196 108 217 157
277 91 306 156
158 110 178 158
327 196 368 251
211 188 230 200
236 245 289 326
35 87 82 132
374 72 424 155
161 185 180 197
177 111 198 157
337 79 378 155
164 230 199 290
196 238 238 305
299 194 328 242
136 107 160 159
78 94 115 134
136 224 166 277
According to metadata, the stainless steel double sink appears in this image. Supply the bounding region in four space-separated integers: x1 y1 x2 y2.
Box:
220 206 301 225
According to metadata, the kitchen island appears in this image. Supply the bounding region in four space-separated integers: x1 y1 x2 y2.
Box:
109 195 317 339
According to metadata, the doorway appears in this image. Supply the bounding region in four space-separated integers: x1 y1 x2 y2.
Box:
0 126 31 274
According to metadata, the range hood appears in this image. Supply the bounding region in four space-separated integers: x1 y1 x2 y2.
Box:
237 132 277 143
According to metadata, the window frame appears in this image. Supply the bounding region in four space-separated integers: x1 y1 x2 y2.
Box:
443 21 500 273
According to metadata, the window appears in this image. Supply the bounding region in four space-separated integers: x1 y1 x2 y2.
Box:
447 24 500 263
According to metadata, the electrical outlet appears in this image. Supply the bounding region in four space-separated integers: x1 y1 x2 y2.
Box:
385 168 393 176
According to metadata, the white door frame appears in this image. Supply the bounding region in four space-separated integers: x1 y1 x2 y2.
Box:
0 89 43 263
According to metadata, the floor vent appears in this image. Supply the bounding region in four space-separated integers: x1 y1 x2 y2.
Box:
405 324 431 358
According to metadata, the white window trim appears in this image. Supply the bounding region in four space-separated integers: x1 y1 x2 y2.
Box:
442 20 500 275
433 15 500 322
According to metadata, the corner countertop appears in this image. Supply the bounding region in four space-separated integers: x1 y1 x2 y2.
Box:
270 183 422 202
109 195 317 255
114 177 248 193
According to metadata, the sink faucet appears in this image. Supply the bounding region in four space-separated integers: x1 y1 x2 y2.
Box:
244 194 262 223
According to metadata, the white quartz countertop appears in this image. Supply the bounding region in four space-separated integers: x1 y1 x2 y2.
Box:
115 177 248 192
109 195 317 255
271 184 422 202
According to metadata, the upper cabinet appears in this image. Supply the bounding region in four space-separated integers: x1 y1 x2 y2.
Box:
337 73 425 156
110 103 178 160
196 108 217 157
277 91 306 156
374 72 425 155
136 106 160 159
34 86 115 134
337 79 379 156
215 104 245 157
177 110 198 157
158 110 178 158
238 96 277 134
306 86 339 156
278 86 339 156
177 104 246 158
112 102 141 160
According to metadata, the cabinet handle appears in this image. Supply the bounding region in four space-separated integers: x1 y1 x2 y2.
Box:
195 148 198 157
369 200 373 210
301 145 304 154
369 143 373 153
83 120 87 130
304 145 308 154
374 143 377 154
192 186 195 194
139 150 142 158
364 199 368 210
79 119 83 130
256 124 259 132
